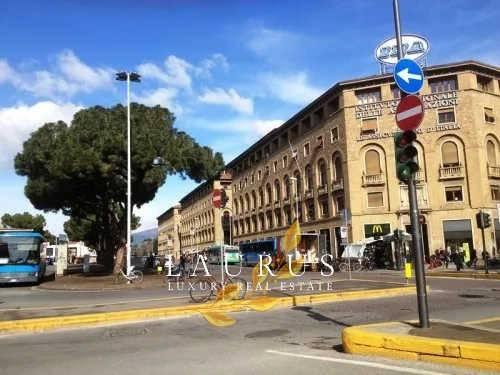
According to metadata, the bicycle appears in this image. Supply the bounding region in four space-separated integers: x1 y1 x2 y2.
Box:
189 274 247 303
163 264 191 284
114 266 144 284
338 258 361 272
359 257 376 271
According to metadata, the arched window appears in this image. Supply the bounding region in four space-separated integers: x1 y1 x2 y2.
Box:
365 150 381 175
233 199 239 214
274 180 281 202
317 159 327 187
305 164 313 190
239 197 244 213
245 194 250 212
251 191 257 209
441 141 459 166
487 140 497 165
266 183 272 205
284 175 291 199
259 188 264 207
294 170 302 196
333 155 343 181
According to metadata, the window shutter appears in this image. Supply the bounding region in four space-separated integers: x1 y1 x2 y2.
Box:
365 150 381 175
361 118 378 132
368 192 383 207
442 142 459 165
487 141 497 165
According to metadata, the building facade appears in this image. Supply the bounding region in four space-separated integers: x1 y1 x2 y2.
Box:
157 204 181 259
161 60 500 260
157 171 233 257
228 60 500 258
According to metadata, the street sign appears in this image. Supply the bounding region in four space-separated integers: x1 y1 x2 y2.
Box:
212 189 221 208
396 95 424 131
394 58 424 94
375 34 430 65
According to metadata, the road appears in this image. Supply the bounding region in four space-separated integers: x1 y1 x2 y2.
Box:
0 273 499 374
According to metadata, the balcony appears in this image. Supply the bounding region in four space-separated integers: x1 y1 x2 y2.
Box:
488 165 500 179
362 173 385 186
317 185 328 196
274 201 281 209
331 178 344 192
439 165 464 180
414 171 425 182
283 197 291 206
304 189 314 199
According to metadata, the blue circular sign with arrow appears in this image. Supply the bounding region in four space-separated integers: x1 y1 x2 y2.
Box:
394 58 424 94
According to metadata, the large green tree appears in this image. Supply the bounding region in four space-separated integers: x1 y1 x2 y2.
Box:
15 104 224 269
1 212 55 242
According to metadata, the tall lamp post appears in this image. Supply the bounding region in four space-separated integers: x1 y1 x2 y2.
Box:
116 71 141 277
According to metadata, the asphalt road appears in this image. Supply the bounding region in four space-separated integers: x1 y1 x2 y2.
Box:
0 273 499 374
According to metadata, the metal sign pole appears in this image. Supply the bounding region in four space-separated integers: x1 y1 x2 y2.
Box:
393 0 430 328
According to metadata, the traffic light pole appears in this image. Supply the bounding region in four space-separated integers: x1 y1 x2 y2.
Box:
479 209 489 274
393 0 430 328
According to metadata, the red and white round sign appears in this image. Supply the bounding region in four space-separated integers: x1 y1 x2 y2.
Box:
212 189 221 208
396 95 424 131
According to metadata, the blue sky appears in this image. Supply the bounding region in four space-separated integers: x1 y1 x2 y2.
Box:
0 0 499 235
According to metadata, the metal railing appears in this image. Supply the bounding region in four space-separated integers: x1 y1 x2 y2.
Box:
331 178 344 192
488 165 500 178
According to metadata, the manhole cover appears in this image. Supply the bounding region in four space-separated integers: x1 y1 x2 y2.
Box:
104 327 150 338
459 294 486 299
245 329 289 338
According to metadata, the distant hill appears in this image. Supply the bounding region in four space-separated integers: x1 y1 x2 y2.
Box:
132 228 157 245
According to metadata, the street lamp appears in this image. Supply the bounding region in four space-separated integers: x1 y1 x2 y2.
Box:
116 71 141 277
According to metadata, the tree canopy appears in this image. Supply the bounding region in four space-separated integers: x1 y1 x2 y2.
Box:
15 103 224 269
1 212 55 243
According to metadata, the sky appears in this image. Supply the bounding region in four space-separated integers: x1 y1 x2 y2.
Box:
0 0 499 236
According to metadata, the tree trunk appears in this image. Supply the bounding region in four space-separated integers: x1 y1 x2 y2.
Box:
113 245 125 274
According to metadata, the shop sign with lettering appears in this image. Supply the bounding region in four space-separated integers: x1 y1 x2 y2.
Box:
375 35 430 65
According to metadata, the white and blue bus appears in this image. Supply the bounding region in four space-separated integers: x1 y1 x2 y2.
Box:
0 229 49 284
206 245 241 265
239 238 280 267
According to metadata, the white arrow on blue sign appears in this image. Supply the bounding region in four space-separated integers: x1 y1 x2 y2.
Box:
394 58 424 94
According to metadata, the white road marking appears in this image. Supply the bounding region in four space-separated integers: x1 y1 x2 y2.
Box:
266 350 450 375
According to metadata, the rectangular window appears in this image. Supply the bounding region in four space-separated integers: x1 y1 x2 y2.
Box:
336 195 345 212
327 97 339 114
356 88 381 105
290 125 299 140
251 174 255 184
314 107 324 125
477 75 494 93
492 186 500 201
282 155 288 168
361 118 378 134
330 127 339 142
391 85 401 99
302 117 312 132
485 107 495 123
273 160 278 173
280 132 288 146
445 186 463 202
438 108 455 124
306 200 315 221
303 142 310 157
257 170 262 180
316 135 324 149
320 200 329 218
367 192 384 207
272 138 279 151
429 76 457 93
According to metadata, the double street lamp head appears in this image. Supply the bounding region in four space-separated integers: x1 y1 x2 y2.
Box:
115 71 141 82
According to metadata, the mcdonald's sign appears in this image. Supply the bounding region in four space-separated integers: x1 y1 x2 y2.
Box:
364 223 391 238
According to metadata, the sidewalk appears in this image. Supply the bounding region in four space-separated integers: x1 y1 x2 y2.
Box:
426 268 500 280
342 318 500 371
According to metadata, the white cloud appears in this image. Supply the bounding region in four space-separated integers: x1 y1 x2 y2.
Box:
0 101 82 169
132 87 183 115
198 88 253 114
248 27 297 55
137 55 193 89
261 72 322 105
0 50 114 99
197 53 229 78
191 117 282 137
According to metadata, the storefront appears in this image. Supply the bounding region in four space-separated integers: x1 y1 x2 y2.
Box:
442 219 473 252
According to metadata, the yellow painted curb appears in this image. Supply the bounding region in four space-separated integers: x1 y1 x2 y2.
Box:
0 285 416 334
342 322 500 371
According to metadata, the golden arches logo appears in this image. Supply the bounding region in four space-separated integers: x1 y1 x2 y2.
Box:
372 224 383 234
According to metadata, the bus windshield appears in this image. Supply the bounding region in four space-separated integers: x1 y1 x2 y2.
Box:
0 236 41 265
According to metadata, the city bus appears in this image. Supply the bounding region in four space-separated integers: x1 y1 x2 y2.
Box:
239 238 280 267
206 245 241 265
0 229 48 284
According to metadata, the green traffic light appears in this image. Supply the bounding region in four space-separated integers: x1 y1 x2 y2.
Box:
394 131 419 182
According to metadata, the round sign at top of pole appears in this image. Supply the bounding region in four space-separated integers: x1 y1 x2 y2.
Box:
396 94 424 131
212 189 221 208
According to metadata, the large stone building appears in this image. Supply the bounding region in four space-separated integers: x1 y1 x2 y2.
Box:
160 60 500 261
157 171 232 258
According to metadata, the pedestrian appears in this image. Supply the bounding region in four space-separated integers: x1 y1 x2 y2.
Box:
470 248 477 269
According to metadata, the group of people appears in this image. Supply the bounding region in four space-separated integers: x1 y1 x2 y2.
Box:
431 247 491 271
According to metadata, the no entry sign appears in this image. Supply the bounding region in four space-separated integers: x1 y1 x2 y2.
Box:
212 189 221 208
396 94 424 131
